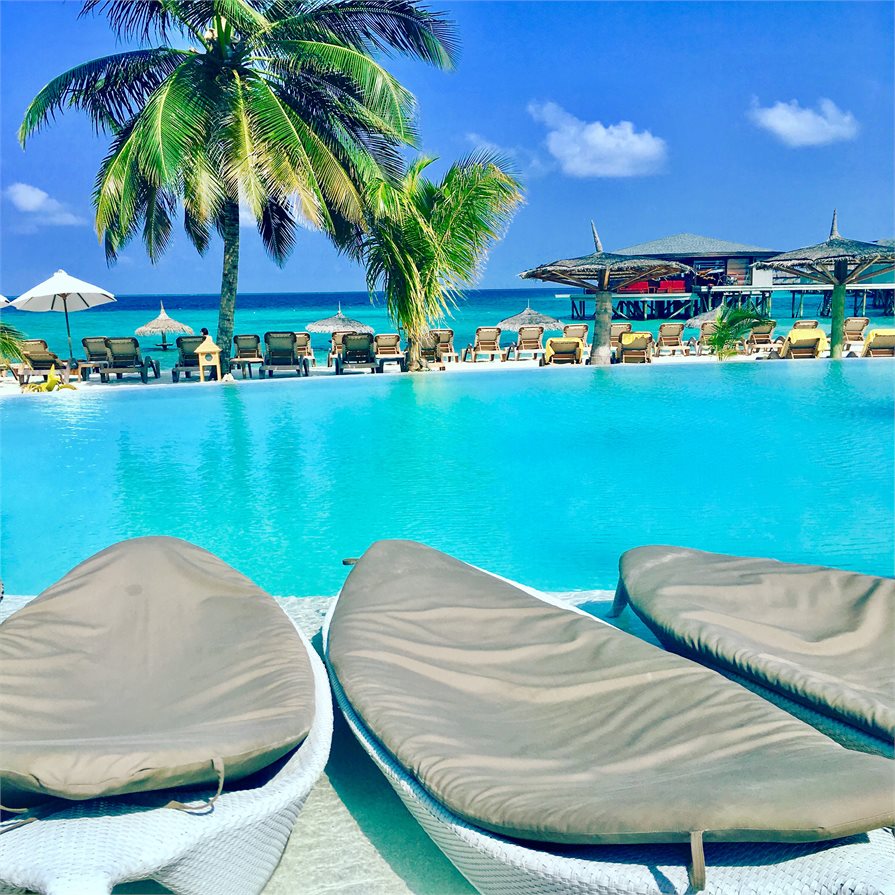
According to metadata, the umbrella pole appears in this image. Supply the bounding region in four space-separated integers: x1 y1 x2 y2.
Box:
63 297 74 364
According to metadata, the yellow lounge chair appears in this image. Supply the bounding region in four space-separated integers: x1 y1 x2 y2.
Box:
860 329 895 358
563 324 590 354
617 331 654 364
609 323 631 354
793 319 820 329
777 327 827 359
691 321 718 356
542 337 583 365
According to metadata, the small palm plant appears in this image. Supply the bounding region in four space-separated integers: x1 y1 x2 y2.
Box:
20 0 456 365
706 305 772 360
359 153 523 370
0 322 26 363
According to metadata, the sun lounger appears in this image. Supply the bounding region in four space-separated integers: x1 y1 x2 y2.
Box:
793 319 819 329
325 541 894 894
510 325 545 362
617 331 654 363
327 330 355 367
462 327 505 362
261 331 309 377
612 545 895 757
0 537 332 895
226 334 264 378
563 323 590 355
609 322 631 354
373 333 407 371
16 340 72 384
105 337 160 383
691 321 717 356
743 320 779 355
542 337 583 364
655 322 688 356
432 328 458 363
293 332 316 368
79 337 112 381
776 327 826 359
842 316 870 351
170 335 205 382
335 332 378 374
420 329 458 366
860 329 895 357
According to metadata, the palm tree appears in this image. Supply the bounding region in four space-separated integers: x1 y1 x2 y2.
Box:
20 0 456 365
705 304 771 360
358 153 523 369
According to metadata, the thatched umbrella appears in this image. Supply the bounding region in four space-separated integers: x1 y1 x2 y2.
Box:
754 211 895 358
498 302 565 332
685 305 724 328
135 301 193 349
520 222 694 364
306 303 373 335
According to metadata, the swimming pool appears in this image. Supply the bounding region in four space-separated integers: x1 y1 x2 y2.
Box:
1 361 892 595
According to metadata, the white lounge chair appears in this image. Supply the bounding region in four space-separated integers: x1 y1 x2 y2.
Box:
0 559 333 895
324 541 895 895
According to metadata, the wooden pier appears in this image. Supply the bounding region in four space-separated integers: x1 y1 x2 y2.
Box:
559 284 893 321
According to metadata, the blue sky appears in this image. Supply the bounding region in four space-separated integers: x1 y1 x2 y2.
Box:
1 1 892 296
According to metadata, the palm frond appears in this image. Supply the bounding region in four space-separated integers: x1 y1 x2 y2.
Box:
19 48 189 143
270 0 458 68
80 0 188 41
260 40 415 141
0 323 26 362
257 195 297 263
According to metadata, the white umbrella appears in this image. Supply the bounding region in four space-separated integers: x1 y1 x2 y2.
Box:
0 295 10 308
12 270 115 360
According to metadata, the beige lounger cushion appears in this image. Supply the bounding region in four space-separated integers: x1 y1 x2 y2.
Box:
328 540 893 846
615 545 895 741
0 537 315 809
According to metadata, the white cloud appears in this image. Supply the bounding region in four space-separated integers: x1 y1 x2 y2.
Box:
465 132 550 178
527 101 667 177
4 182 86 227
748 98 858 147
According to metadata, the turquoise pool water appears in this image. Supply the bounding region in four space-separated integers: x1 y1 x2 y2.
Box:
1 361 892 595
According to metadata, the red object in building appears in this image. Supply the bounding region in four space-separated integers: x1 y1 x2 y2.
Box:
617 280 651 294
657 279 686 293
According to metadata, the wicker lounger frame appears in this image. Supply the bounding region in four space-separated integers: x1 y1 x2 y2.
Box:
323 586 895 895
0 596 333 895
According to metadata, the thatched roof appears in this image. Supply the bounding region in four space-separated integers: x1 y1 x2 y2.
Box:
520 223 694 291
306 305 373 334
135 301 193 336
754 211 895 286
498 305 565 332
616 233 775 258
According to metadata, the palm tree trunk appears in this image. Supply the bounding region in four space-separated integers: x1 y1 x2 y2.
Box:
829 260 848 360
589 290 613 366
407 335 423 371
215 200 240 371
